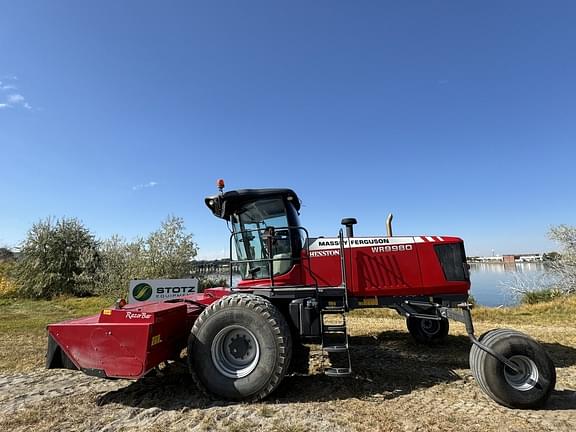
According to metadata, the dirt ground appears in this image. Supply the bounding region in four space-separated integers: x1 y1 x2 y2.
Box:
0 314 575 432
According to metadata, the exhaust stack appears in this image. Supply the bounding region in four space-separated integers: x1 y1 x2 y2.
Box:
341 218 357 237
386 213 394 237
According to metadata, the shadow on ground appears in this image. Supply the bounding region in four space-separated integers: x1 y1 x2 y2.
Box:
96 330 576 411
546 390 576 410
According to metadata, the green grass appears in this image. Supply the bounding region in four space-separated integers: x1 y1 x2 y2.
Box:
520 288 563 305
349 294 576 326
0 296 111 336
2 294 575 337
0 296 112 372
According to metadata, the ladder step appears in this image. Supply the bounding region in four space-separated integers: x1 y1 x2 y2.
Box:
323 325 347 333
405 300 439 308
323 345 348 353
409 313 441 320
325 367 352 377
322 307 346 314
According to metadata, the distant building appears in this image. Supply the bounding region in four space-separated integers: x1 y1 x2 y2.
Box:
468 254 543 263
502 255 515 264
515 254 543 262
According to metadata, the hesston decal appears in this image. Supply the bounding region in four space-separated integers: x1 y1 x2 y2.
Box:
309 250 340 257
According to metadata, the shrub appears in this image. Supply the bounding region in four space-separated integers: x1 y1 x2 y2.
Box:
15 217 101 298
197 276 228 293
0 261 18 297
520 288 562 305
97 216 198 299
547 224 576 295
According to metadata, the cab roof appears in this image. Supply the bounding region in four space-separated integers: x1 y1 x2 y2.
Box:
205 188 301 220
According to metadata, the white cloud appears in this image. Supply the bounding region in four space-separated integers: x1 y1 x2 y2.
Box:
0 76 32 111
7 94 25 103
0 76 18 91
132 181 159 191
0 92 32 110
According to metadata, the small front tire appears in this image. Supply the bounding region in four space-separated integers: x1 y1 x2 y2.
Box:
407 316 449 344
469 329 556 409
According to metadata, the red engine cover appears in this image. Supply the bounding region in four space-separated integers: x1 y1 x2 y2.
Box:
302 235 469 297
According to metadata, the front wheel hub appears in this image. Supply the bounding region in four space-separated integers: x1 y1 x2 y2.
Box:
420 319 440 336
211 325 260 379
504 355 539 391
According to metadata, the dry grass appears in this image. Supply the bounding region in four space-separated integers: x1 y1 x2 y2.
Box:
350 295 576 326
0 296 575 431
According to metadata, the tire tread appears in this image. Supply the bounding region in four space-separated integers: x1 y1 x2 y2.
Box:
188 293 292 401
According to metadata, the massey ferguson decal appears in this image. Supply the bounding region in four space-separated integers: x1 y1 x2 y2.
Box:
309 237 419 250
307 236 426 256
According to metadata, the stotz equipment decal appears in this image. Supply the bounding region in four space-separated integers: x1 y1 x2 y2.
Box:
128 278 199 303
132 283 153 301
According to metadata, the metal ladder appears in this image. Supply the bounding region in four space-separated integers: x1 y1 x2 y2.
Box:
321 229 352 377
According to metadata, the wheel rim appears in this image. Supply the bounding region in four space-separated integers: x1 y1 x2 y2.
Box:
504 355 539 391
420 319 440 336
211 325 260 379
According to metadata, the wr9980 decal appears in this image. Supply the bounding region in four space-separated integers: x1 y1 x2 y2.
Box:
371 244 413 253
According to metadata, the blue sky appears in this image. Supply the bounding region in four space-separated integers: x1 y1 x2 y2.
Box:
1 1 575 258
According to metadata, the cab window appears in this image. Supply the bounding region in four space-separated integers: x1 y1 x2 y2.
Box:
231 198 292 279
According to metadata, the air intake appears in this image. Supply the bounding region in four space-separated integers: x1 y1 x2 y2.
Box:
434 242 469 281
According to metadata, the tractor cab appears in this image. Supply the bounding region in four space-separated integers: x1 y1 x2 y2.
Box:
205 188 305 283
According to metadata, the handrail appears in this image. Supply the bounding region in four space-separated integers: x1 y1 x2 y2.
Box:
228 226 316 293
338 229 349 309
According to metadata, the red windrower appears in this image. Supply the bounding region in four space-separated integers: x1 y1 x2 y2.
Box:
45 185 554 410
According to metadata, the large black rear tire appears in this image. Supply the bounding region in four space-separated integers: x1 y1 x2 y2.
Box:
469 329 556 409
407 316 449 344
188 293 292 401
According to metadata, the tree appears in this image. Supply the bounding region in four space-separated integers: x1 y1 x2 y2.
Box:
542 251 561 262
146 215 198 278
500 225 575 303
547 224 576 295
0 247 15 261
97 215 198 298
16 217 101 298
0 247 17 297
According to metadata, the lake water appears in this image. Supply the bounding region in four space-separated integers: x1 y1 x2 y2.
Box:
469 262 550 306
223 262 549 307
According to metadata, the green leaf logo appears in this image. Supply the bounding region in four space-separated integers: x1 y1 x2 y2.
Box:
132 283 153 301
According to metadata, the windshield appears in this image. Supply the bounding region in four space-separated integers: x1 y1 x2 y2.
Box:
231 198 293 280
